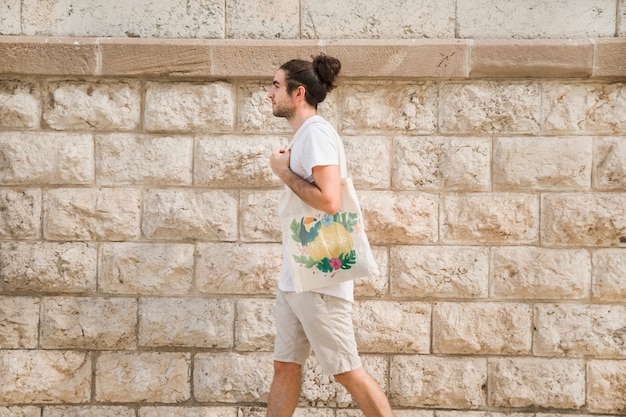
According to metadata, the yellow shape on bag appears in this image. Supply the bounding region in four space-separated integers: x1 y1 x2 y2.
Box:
306 222 354 261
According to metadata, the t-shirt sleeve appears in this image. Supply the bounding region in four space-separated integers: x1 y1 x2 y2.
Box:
299 124 339 180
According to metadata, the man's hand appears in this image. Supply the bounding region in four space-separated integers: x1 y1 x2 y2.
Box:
270 147 291 181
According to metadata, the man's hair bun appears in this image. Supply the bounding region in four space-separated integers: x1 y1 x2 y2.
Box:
312 53 341 93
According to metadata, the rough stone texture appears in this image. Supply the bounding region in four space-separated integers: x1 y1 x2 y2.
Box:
390 246 489 298
195 243 281 295
0 242 96 293
594 136 626 191
0 80 41 129
353 301 430 353
441 193 539 244
95 352 191 403
45 406 136 417
0 132 94 185
488 358 585 409
194 353 273 403
140 407 237 417
144 81 235 132
393 136 490 191
0 1 20 35
43 80 141 131
142 189 237 241
41 297 137 349
340 82 438 135
301 0 455 39
44 188 142 241
390 356 486 408
440 82 541 134
226 0 298 39
493 137 592 190
0 189 41 240
139 297 234 348
433 303 532 355
542 82 626 135
0 297 39 349
534 304 626 357
587 360 626 414
592 249 626 301
541 193 626 246
235 299 276 352
491 247 591 300
239 190 283 242
96 134 193 186
0 351 91 403
359 191 438 244
21 0 224 38
195 136 282 188
343 136 391 189
98 243 194 295
457 0 616 39
0 406 41 417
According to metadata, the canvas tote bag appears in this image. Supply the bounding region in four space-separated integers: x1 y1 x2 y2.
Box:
278 138 379 293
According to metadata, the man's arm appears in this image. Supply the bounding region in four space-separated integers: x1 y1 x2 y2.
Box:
270 148 341 214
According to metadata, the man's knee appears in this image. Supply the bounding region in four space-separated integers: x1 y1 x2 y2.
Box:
333 366 366 387
273 360 302 376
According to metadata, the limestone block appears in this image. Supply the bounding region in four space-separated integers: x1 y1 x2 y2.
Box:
194 352 273 403
542 82 626 135
0 80 41 128
488 358 585 409
140 407 237 417
390 246 488 298
353 301 430 353
388 411 432 417
457 0 615 39
433 302 532 355
226 0 298 39
587 360 626 414
441 193 539 244
0 406 41 417
96 352 191 403
594 137 626 191
343 136 391 189
440 82 541 134
45 406 136 417
541 193 626 246
195 243 280 295
393 137 490 191
0 189 41 239
0 297 39 349
21 0 224 38
235 299 275 352
98 243 194 295
0 351 91 403
494 137 592 190
142 189 237 241
0 132 94 185
41 297 137 349
299 355 387 408
359 191 438 244
0 242 96 293
390 356 486 408
139 298 234 348
593 249 626 301
0 1 20 34
354 248 388 298
340 82 438 135
491 247 591 300
96 134 193 186
44 188 141 241
195 136 282 188
44 80 140 130
145 82 234 132
239 190 282 242
301 0 455 39
534 304 626 357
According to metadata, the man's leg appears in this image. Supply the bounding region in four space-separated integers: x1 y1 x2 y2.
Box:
334 367 394 417
266 360 302 417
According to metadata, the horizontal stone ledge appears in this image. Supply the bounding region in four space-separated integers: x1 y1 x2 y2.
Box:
0 36 625 79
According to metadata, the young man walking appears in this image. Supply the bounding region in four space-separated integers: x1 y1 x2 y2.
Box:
267 53 394 417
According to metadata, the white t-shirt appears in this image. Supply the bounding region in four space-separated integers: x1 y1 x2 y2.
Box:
278 115 354 302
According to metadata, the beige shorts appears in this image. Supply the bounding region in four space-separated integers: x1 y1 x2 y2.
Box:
274 290 362 375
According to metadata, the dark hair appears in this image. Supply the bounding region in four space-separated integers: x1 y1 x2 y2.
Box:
279 53 341 108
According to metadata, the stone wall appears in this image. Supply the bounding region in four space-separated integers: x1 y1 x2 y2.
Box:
1 1 626 417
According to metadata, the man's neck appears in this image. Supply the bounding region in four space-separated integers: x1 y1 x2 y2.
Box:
288 106 318 132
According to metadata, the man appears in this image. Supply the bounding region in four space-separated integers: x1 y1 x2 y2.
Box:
267 53 394 417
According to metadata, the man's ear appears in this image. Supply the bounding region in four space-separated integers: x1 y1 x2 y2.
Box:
294 85 306 101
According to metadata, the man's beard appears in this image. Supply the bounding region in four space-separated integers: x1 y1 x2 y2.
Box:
272 101 296 119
